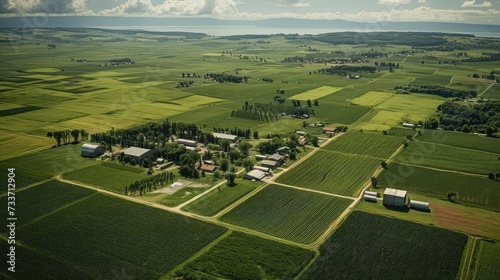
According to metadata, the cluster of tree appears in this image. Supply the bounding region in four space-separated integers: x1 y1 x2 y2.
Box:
359 50 386 58
212 127 251 139
336 126 349 132
374 62 400 68
175 81 194 88
125 171 174 196
181 73 199 78
204 73 248 83
394 85 477 99
231 101 315 122
462 53 500 63
179 151 201 178
219 34 272 40
317 65 377 76
470 72 496 81
260 78 274 83
47 129 88 146
109 58 133 64
258 135 298 154
438 101 500 136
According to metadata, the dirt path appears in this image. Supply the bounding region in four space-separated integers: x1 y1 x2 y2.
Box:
479 81 495 97
269 181 355 201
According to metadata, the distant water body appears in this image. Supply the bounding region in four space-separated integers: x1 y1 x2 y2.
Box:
99 25 500 38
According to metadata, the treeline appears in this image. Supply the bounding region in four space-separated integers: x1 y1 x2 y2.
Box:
375 62 400 68
313 32 449 47
126 171 175 196
318 65 376 76
462 53 500 63
437 101 500 135
176 81 194 88
231 101 314 122
260 78 274 83
47 129 88 146
394 85 477 99
204 73 248 83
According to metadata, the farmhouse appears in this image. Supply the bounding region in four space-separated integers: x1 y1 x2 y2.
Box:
124 147 153 162
383 188 408 208
213 132 240 143
177 138 198 147
260 159 279 169
81 144 106 158
244 169 266 181
323 127 337 134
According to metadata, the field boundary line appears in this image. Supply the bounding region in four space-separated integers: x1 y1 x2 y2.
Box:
212 183 270 219
163 229 233 280
0 177 53 198
390 161 490 178
478 81 495 97
294 250 320 280
416 139 500 156
270 181 355 200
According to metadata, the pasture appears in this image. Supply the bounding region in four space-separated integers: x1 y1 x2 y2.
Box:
276 151 381 196
301 211 468 280
177 231 315 279
289 86 342 100
11 193 226 279
220 184 352 244
324 131 404 159
377 163 500 211
394 140 500 175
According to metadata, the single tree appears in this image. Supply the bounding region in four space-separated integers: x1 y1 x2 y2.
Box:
253 130 259 139
226 172 236 186
311 136 319 147
381 161 388 169
220 159 230 174
371 177 378 188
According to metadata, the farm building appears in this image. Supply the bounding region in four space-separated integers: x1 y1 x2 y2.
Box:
156 158 165 164
295 130 307 136
402 123 415 129
383 188 408 208
364 191 378 197
124 147 153 162
177 138 198 147
203 160 214 165
213 132 240 143
253 166 270 173
244 169 266 181
260 159 279 169
410 200 430 212
200 164 217 173
298 138 307 146
364 194 377 202
255 154 267 161
268 153 284 162
277 146 290 155
323 127 336 134
80 144 106 158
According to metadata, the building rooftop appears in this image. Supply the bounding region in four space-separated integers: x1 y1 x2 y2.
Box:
124 147 151 157
260 159 279 167
384 188 408 198
213 132 239 141
245 169 266 180
268 153 284 162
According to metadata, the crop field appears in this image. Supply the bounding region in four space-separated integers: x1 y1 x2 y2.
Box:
377 163 500 211
0 162 51 188
387 127 418 137
350 91 394 107
289 86 342 100
418 130 500 154
324 131 404 159
411 74 452 85
276 151 381 196
9 193 226 279
301 211 468 280
182 179 263 216
177 231 315 279
475 241 500 279
313 104 372 125
220 184 352 244
394 141 500 175
482 83 500 99
355 109 407 131
62 164 146 193
374 93 445 121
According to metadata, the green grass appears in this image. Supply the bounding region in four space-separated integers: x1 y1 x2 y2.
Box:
475 240 500 279
11 194 226 279
377 162 500 211
323 131 404 159
220 184 352 244
182 179 263 216
276 151 381 196
301 211 468 280
410 74 452 85
394 140 500 175
0 162 52 188
418 130 500 154
144 186 211 207
351 91 394 107
289 86 342 100
62 164 146 193
177 231 315 280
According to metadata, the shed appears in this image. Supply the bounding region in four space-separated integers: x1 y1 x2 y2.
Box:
383 188 408 208
295 131 307 136
268 153 284 162
177 138 198 147
260 160 279 169
200 164 217 173
409 200 430 212
277 146 290 155
402 123 415 128
323 127 336 134
364 194 377 202
156 158 165 164
213 132 240 143
364 191 378 197
81 144 106 158
255 154 267 161
244 169 266 181
124 147 153 162
253 166 270 173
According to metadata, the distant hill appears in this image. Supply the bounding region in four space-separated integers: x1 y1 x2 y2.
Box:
0 16 499 36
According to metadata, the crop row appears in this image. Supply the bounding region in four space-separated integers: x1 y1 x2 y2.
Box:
324 131 404 159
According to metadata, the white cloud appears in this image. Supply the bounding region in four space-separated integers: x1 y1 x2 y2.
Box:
1 0 91 14
418 0 427 3
276 0 309 7
378 0 411 5
461 1 492 8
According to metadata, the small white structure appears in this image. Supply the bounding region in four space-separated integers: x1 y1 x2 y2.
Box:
213 132 240 143
410 200 430 212
295 131 307 136
383 188 408 208
364 191 378 197
402 123 415 129
364 194 378 202
253 166 270 173
156 158 165 164
244 169 266 181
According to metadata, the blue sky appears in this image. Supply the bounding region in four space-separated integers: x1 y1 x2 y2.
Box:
1 0 499 24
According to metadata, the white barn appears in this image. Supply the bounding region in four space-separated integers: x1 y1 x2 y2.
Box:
244 169 266 181
124 147 153 162
213 132 240 143
383 188 408 208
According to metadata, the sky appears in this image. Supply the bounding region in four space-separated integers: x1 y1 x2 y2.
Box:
1 0 500 24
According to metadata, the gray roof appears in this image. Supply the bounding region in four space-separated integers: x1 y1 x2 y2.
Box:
260 160 279 167
213 132 239 141
268 154 284 161
383 188 407 198
244 169 266 180
124 147 151 157
81 144 99 151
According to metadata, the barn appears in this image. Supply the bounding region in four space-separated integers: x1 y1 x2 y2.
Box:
244 169 266 181
255 154 267 161
323 127 337 134
81 144 106 158
177 138 198 147
268 153 284 162
124 147 153 162
213 132 240 143
260 159 279 169
410 200 430 212
383 188 408 208
277 146 290 155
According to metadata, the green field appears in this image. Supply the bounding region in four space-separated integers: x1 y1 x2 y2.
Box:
324 131 404 159
394 140 500 175
277 151 381 196
351 91 393 107
3 193 226 279
301 211 468 280
62 164 146 193
177 231 315 279
475 241 500 279
289 86 342 100
377 163 500 211
220 184 352 244
418 130 500 154
182 179 263 216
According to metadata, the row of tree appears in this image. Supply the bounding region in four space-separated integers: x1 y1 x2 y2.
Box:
204 73 248 83
317 65 377 76
125 171 175 196
47 129 88 146
394 85 477 99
